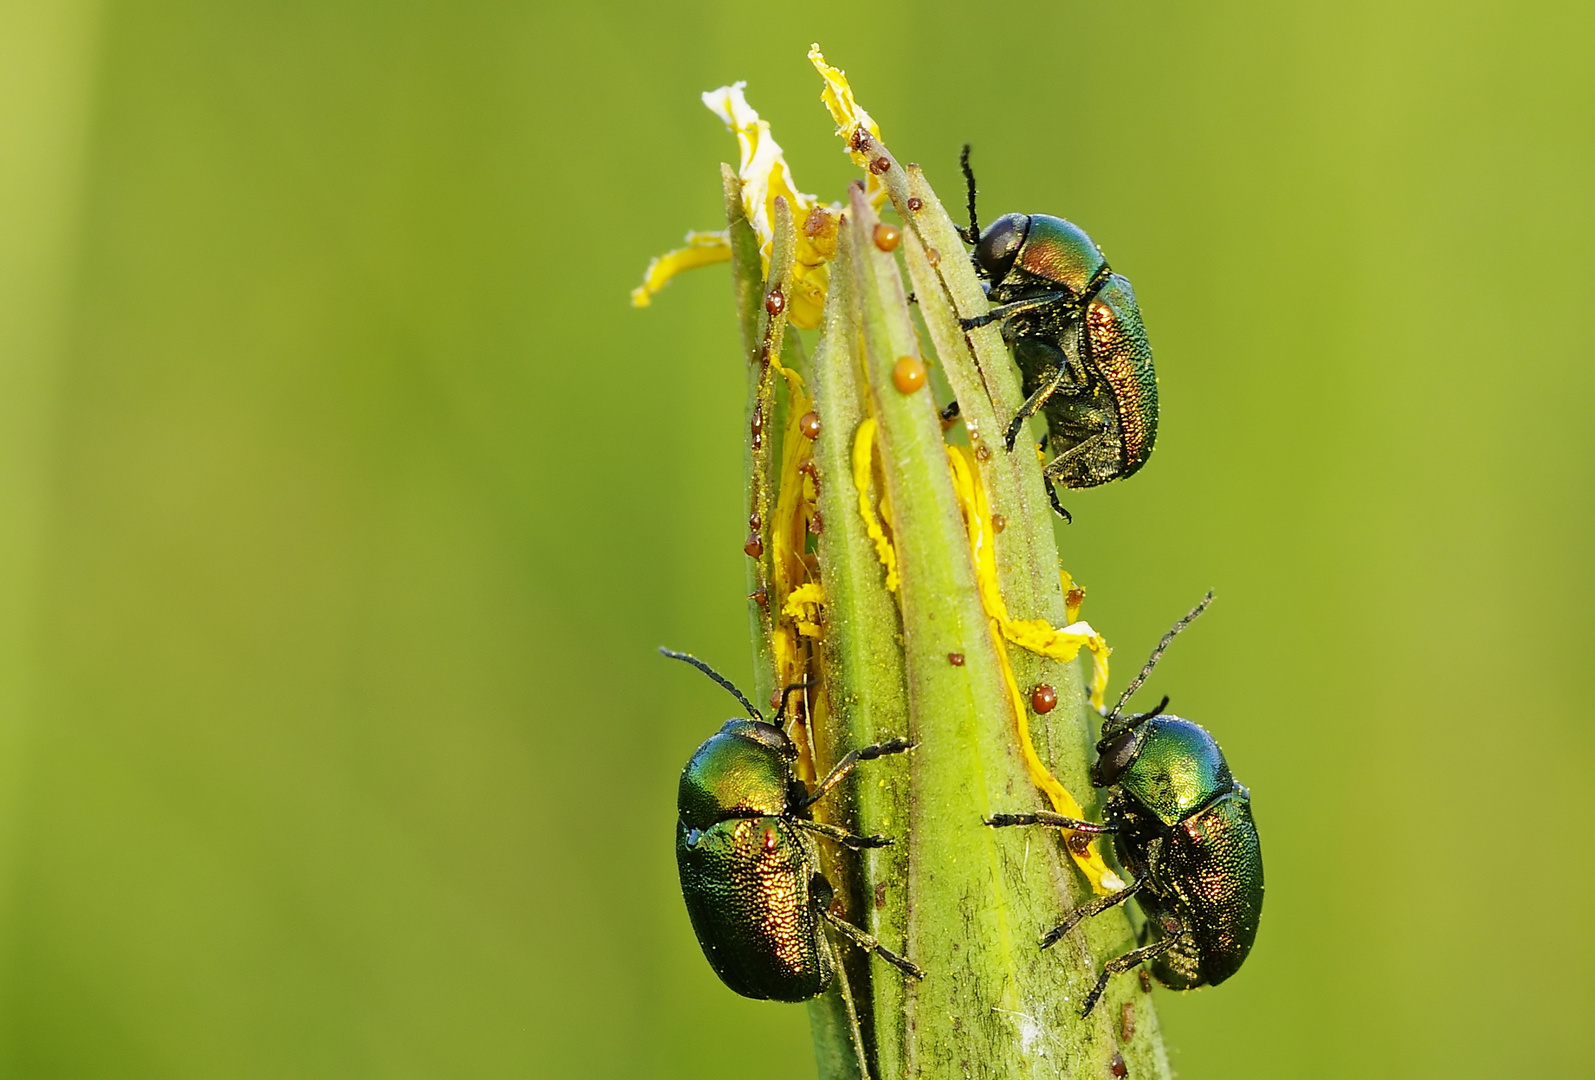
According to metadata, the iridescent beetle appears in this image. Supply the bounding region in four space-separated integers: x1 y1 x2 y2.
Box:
955 147 1158 521
988 593 1263 1016
661 648 923 1001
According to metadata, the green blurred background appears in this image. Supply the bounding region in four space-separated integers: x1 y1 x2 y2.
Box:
1 0 1590 1076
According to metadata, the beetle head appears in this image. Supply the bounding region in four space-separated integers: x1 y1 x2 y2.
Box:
1092 695 1168 786
719 718 799 761
974 213 1030 282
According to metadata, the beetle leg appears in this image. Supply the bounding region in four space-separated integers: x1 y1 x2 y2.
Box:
1037 429 1110 523
819 902 925 981
793 817 891 850
985 811 1116 834
959 290 1071 330
1041 429 1109 476
1039 877 1144 950
1080 937 1178 1018
798 737 913 810
1043 476 1074 524
1004 365 1069 452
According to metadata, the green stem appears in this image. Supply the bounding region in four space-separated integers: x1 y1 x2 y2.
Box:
729 174 793 712
808 220 913 1080
894 164 1172 1079
845 183 1091 1079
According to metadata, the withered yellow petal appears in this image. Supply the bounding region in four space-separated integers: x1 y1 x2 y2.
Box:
630 231 731 308
808 44 888 211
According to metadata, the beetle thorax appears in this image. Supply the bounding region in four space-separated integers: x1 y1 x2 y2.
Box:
677 728 794 829
1113 717 1237 827
1006 215 1107 300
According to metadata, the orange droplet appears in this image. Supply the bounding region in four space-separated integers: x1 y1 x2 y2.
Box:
925 247 941 266
799 411 821 439
893 355 927 394
873 222 901 252
992 513 1007 533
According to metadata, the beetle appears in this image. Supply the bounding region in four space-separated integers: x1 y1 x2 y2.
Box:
986 592 1263 1017
953 147 1158 522
660 647 923 1001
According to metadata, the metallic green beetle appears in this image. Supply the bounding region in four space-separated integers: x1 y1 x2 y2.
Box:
988 593 1263 1016
955 148 1158 521
661 648 923 1001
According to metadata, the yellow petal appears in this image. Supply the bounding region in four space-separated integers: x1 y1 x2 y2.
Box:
809 44 888 212
702 81 838 329
946 445 1121 893
1060 569 1086 624
702 83 815 272
852 418 898 591
630 231 731 308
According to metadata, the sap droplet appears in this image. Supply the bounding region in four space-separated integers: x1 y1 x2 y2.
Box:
869 157 891 175
1031 684 1057 714
925 247 941 266
907 197 923 212
799 411 821 439
873 222 901 251
744 533 764 558
893 355 927 394
947 652 965 666
765 288 785 316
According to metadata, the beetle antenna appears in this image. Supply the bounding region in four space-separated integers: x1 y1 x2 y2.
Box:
960 143 981 245
1106 591 1214 720
772 680 817 727
659 647 762 721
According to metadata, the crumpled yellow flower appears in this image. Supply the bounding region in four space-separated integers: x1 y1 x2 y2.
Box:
781 583 825 639
631 82 840 329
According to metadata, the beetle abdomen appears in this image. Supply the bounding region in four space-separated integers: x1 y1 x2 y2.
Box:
676 816 832 1001
1083 275 1158 476
1160 793 1263 987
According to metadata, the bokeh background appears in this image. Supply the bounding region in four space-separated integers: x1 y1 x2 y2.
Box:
1 1 1591 1076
